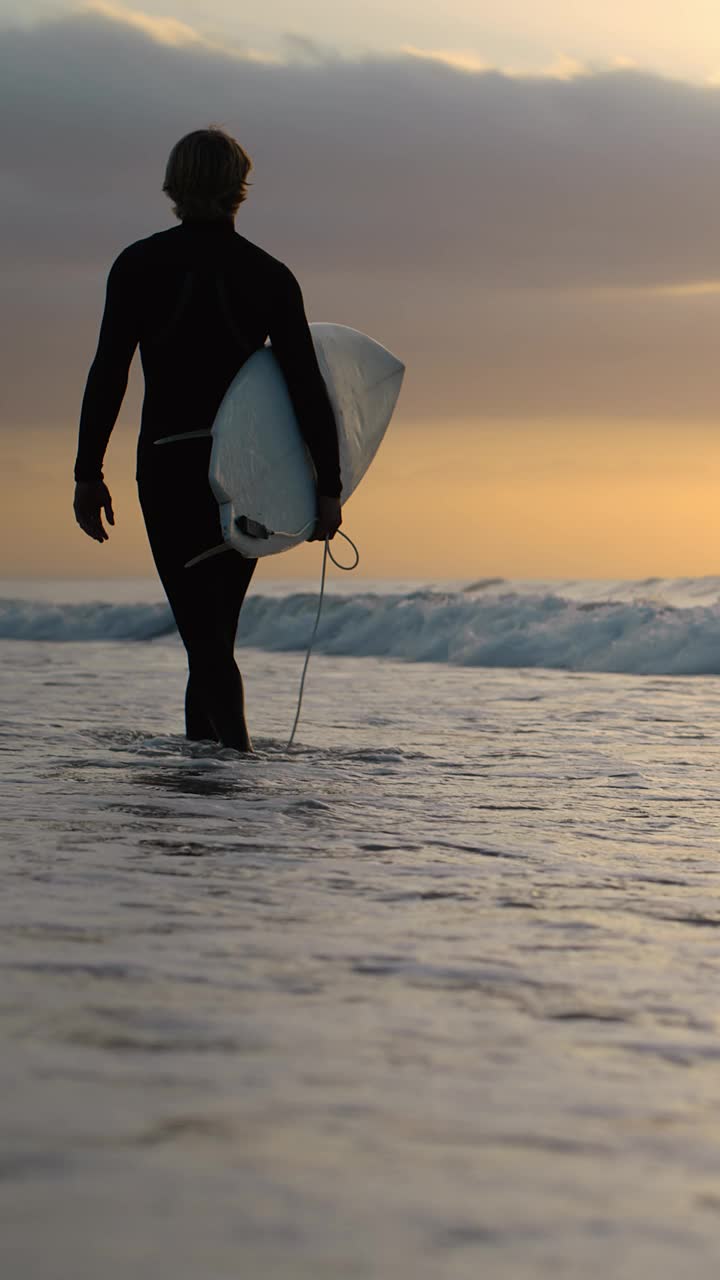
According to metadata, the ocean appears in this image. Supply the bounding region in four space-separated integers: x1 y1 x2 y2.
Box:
3 572 720 1279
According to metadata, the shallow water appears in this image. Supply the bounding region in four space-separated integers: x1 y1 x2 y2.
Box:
3 622 720 1277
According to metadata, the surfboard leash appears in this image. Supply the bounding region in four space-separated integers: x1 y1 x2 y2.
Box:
286 530 360 751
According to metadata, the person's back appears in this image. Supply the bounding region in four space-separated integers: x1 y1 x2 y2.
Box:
75 219 342 497
73 127 342 751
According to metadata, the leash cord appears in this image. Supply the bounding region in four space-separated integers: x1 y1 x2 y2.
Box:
286 530 359 750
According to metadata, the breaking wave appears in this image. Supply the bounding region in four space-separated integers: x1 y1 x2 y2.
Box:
4 584 720 675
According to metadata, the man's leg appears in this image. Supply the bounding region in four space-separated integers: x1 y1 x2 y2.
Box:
138 459 257 749
185 673 218 742
167 550 257 750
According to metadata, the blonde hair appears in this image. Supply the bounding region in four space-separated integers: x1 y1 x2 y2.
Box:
163 127 253 221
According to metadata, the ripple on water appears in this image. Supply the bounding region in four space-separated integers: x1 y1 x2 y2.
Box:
5 643 720 1276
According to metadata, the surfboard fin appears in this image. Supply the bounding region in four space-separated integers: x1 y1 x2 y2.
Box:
184 542 232 569
155 430 212 446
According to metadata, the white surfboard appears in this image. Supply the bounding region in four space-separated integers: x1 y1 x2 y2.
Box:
207 323 404 559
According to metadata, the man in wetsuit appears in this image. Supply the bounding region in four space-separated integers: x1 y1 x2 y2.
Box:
74 127 342 753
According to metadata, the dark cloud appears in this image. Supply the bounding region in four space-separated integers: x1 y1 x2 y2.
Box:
3 7 720 432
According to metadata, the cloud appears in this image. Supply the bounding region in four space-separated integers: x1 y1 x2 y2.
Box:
4 4 720 432
401 45 587 81
5 4 720 288
80 0 281 61
82 1 213 50
400 46 495 76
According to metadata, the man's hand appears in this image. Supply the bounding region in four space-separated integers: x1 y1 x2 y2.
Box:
309 494 342 541
74 480 115 543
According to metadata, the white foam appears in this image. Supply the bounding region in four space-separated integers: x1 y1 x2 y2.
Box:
5 579 720 674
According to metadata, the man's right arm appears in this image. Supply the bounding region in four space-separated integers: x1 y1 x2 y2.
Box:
267 266 342 509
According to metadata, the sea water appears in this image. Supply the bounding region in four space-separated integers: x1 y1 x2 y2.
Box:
3 574 720 1279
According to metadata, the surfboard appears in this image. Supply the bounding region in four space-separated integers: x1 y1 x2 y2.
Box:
207 323 404 559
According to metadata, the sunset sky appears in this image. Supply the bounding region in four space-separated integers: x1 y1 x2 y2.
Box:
4 1 720 578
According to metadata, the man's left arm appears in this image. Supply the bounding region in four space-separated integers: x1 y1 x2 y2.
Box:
74 250 139 542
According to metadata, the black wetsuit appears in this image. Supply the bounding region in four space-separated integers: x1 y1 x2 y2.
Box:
75 217 341 747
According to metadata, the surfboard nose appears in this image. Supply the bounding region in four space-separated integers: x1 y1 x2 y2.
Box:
313 323 404 395
363 339 405 390
307 324 404 497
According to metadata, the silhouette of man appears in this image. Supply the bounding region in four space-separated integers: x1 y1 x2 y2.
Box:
74 128 342 752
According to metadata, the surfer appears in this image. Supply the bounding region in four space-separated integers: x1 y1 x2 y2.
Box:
73 127 342 752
